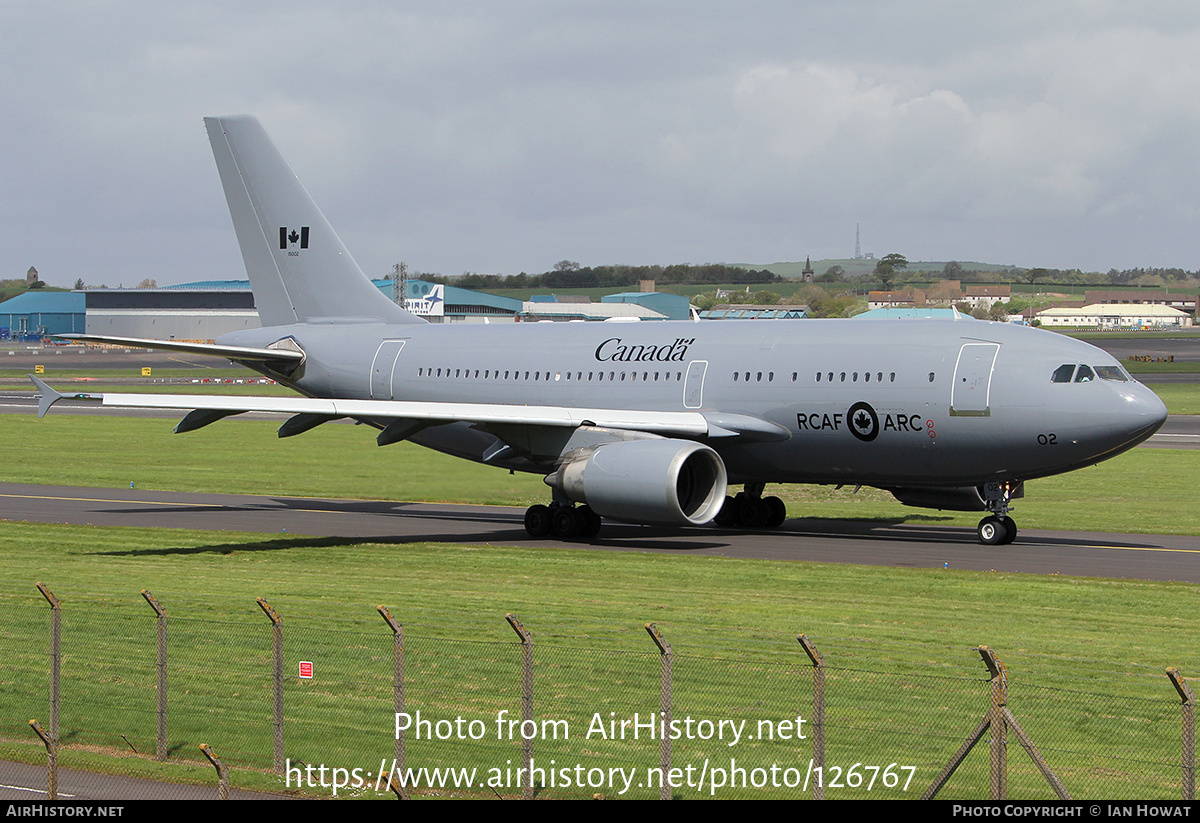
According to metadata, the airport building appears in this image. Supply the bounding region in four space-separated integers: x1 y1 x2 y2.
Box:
1035 303 1193 329
0 291 85 339
26 278 694 342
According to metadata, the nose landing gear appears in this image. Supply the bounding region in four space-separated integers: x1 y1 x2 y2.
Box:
977 481 1022 545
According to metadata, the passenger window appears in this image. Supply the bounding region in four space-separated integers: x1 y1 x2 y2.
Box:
1074 365 1094 383
1051 364 1075 383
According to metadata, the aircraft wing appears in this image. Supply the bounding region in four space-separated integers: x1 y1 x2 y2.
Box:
53 334 305 364
30 376 788 441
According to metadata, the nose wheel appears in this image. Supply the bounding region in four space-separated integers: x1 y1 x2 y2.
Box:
977 515 1016 545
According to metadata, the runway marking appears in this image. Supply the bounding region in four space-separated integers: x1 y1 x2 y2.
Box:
1070 543 1200 554
0 782 75 797
0 492 212 508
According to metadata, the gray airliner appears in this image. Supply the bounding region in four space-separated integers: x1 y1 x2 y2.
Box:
33 115 1169 545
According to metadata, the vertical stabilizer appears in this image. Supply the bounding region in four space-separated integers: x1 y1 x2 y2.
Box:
204 115 421 326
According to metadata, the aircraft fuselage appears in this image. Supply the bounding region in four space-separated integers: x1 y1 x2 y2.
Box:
219 316 1166 490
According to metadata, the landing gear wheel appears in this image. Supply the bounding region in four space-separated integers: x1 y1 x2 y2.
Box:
551 506 583 539
524 504 552 537
999 516 1017 545
713 496 739 527
764 496 787 528
577 505 603 538
739 495 769 528
977 515 1008 546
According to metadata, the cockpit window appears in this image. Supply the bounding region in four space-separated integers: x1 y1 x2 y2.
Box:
1094 365 1129 382
1074 365 1095 383
1051 364 1075 383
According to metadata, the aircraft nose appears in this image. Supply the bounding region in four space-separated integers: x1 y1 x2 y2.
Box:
1118 382 1169 445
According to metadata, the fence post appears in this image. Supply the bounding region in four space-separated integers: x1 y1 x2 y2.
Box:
978 645 1008 799
29 719 56 800
378 606 408 799
141 590 168 759
645 623 672 800
1167 667 1195 801
797 635 826 800
257 597 284 775
506 613 534 799
200 743 230 800
35 583 60 745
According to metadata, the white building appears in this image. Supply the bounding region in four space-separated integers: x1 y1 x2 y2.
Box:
1035 303 1193 329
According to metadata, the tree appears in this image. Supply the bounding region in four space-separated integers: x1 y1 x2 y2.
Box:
817 265 844 283
73 278 85 290
874 253 907 290
553 260 581 273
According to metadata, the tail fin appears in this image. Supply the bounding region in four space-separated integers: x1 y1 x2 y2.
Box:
204 115 421 327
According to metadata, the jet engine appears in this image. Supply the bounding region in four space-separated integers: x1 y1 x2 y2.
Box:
885 486 987 512
545 439 728 526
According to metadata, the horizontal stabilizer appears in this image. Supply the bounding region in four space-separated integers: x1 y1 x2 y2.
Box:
30 374 102 418
55 334 305 364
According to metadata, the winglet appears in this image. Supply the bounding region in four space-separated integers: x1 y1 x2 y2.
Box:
29 375 102 418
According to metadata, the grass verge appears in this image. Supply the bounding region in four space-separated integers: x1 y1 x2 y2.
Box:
0 524 1195 799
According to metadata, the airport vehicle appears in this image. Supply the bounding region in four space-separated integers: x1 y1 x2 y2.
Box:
32 116 1169 545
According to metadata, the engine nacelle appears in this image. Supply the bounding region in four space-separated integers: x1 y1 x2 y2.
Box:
886 486 987 512
546 439 728 526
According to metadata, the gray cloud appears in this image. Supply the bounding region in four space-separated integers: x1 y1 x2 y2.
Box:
4 2 1199 287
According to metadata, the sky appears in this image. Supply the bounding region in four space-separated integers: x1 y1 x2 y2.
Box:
4 1 1200 288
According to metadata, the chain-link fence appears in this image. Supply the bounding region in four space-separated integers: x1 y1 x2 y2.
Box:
0 584 1193 800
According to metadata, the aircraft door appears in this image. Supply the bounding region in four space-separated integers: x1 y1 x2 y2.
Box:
683 360 708 409
950 343 999 417
370 340 407 399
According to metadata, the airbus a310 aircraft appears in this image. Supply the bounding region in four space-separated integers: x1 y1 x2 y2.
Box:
33 115 1168 545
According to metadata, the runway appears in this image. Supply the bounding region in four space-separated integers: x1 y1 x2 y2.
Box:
2 481 1197 583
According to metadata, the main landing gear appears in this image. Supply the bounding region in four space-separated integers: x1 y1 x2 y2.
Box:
976 481 1022 545
712 484 787 529
524 502 602 540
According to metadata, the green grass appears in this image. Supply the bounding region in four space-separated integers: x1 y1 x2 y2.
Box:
0 524 1195 799
1145 383 1200 415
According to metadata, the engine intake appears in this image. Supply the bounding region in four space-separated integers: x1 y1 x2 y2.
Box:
546 439 727 526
